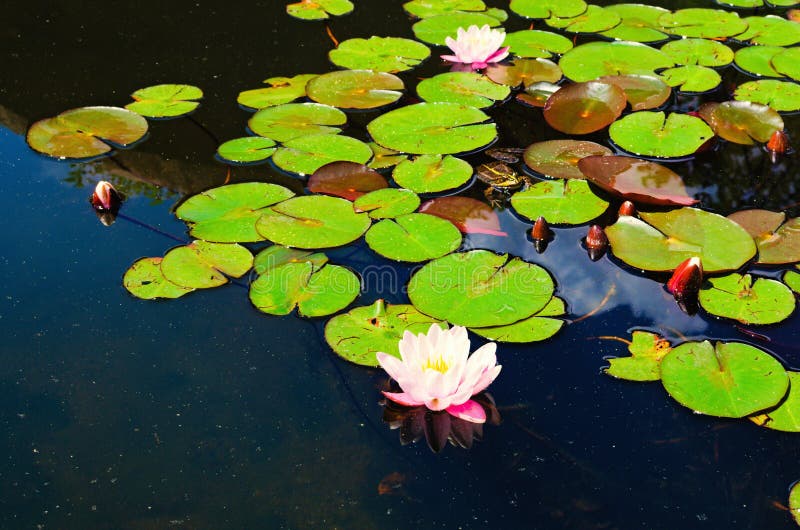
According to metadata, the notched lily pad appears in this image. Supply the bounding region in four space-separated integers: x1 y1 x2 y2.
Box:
307 161 388 200
353 188 420 219
485 58 562 88
510 179 610 225
248 102 346 142
660 38 734 67
469 296 565 343
604 330 672 382
403 0 488 18
729 212 800 265
126 84 203 118
287 0 354 20
735 15 800 46
123 257 195 300
659 65 722 94
417 72 510 108
658 9 748 39
216 137 277 164
543 81 627 135
600 4 671 43
699 273 796 325
750 372 800 432
734 80 800 113
698 101 784 145
330 37 430 73
595 75 671 111
523 139 612 180
411 12 502 45
307 70 405 110
734 45 785 78
558 41 674 82
545 5 621 34
609 111 714 159
253 245 329 274
392 154 473 193
160 241 253 289
503 30 573 59
510 0 588 19
272 134 372 176
365 213 462 262
237 74 318 110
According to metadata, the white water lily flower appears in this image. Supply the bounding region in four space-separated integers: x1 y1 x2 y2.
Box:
440 24 509 70
376 324 501 423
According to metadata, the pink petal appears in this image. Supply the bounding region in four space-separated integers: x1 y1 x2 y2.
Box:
376 352 409 383
485 46 509 63
447 400 486 423
424 395 453 411
382 391 424 407
471 61 489 70
472 364 502 395
440 54 461 63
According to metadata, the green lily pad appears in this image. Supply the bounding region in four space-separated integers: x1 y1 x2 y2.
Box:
545 5 621 34
731 213 800 265
772 47 800 82
603 330 672 382
661 340 789 418
329 37 430 73
485 58 562 88
237 74 318 110
523 139 612 179
367 102 497 155
699 273 796 325
510 0 588 19
248 103 346 142
307 161 388 200
417 72 510 108
411 12 502 45
558 41 674 82
609 111 714 159
286 0 353 20
735 15 800 46
160 241 253 289
175 182 295 243
660 38 734 67
543 81 627 134
791 480 800 526
595 75 671 111
368 142 408 170
510 179 610 225
787 269 800 295
125 84 203 118
306 70 404 110
658 9 748 39
503 30 573 58
698 101 784 144
123 257 195 300
469 296 565 343
717 0 763 6
728 209 786 239
408 250 555 327
324 299 446 367
255 195 371 248
403 0 487 18
734 45 785 78
365 213 462 262
751 372 800 432
253 245 328 274
249 261 359 317
767 0 799 5
600 4 671 43
606 207 757 272
272 134 372 176
419 196 505 236
392 154 473 193
734 80 800 112
353 188 420 219
659 65 722 94
27 106 148 159
216 137 277 163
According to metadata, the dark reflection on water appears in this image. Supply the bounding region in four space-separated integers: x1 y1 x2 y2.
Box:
3 1 800 529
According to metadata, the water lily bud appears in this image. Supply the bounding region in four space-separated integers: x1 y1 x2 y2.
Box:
531 216 553 253
666 257 703 315
789 9 800 22
618 201 636 217
766 130 790 163
90 181 122 213
585 225 608 261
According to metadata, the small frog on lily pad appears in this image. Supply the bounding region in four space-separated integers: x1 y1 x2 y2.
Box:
476 160 532 207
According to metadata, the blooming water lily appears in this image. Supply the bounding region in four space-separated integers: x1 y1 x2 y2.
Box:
441 25 509 71
376 324 501 423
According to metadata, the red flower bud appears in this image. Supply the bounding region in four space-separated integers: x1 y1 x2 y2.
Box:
585 225 608 261
766 130 790 163
618 201 636 217
90 181 122 213
531 216 553 253
666 257 703 314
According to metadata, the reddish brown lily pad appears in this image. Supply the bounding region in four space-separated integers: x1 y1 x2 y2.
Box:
485 58 562 88
698 101 784 145
307 161 388 200
523 139 612 179
419 196 506 236
595 75 671 111
543 81 627 135
516 82 560 108
577 155 698 206
729 210 800 265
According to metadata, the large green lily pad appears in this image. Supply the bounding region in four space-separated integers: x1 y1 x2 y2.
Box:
286 0 353 20
734 45 785 78
485 58 562 88
523 139 612 179
698 101 784 145
600 4 670 43
558 41 674 82
658 9 748 39
27 106 148 159
408 250 555 327
392 154 473 193
329 37 430 73
603 330 672 382
606 208 757 272
750 372 800 432
543 81 627 135
365 213 462 262
660 38 734 67
248 103 346 142
659 65 722 94
324 299 446 367
609 111 714 159
411 12 501 45
734 80 800 113
503 30 573 59
123 257 195 300
699 273 796 325
237 74 318 110
510 0 587 19
545 5 621 34
403 0 487 18
176 182 295 242
511 179 610 225
125 84 203 118
735 15 800 46
367 103 497 155
255 195 371 248
772 47 800 82
306 70 404 110
160 241 253 289
417 72 510 108
216 137 277 164
272 134 372 176
661 340 789 418
353 188 420 219
469 296 565 343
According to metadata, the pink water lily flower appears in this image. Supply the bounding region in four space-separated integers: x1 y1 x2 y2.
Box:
441 24 509 70
376 324 501 423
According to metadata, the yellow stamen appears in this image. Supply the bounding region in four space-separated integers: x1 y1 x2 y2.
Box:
423 355 450 373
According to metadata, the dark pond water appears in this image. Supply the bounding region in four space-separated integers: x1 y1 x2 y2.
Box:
3 0 800 528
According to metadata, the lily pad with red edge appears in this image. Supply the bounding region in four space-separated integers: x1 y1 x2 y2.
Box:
605 207 757 272
660 38 734 67
419 196 505 236
698 101 784 145
469 296 565 343
248 103 346 143
307 162 388 201
271 134 373 176
27 106 148 159
600 4 670 43
658 9 748 39
407 250 555 327
509 0 587 19
516 82 560 108
353 188 420 219
543 81 627 135
595 75 670 111
545 5 621 34
750 216 800 265
125 84 203 118
661 340 789 418
728 209 786 239
216 137 277 164
324 299 446 367
604 330 672 382
485 58 562 88
175 182 295 243
523 139 612 179
365 213 462 262
160 241 253 289
659 65 722 94
510 179 610 225
558 41 674 82
403 0 487 18
734 46 785 78
416 72 511 109
735 15 800 46
734 80 800 113
253 245 328 275
237 74 318 110
609 111 714 159
411 12 502 45
306 70 404 110
123 257 195 300
329 37 430 73
392 155 473 193
750 372 800 433
502 30 573 59
286 0 354 20
698 273 796 325
577 155 698 206
772 47 800 81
